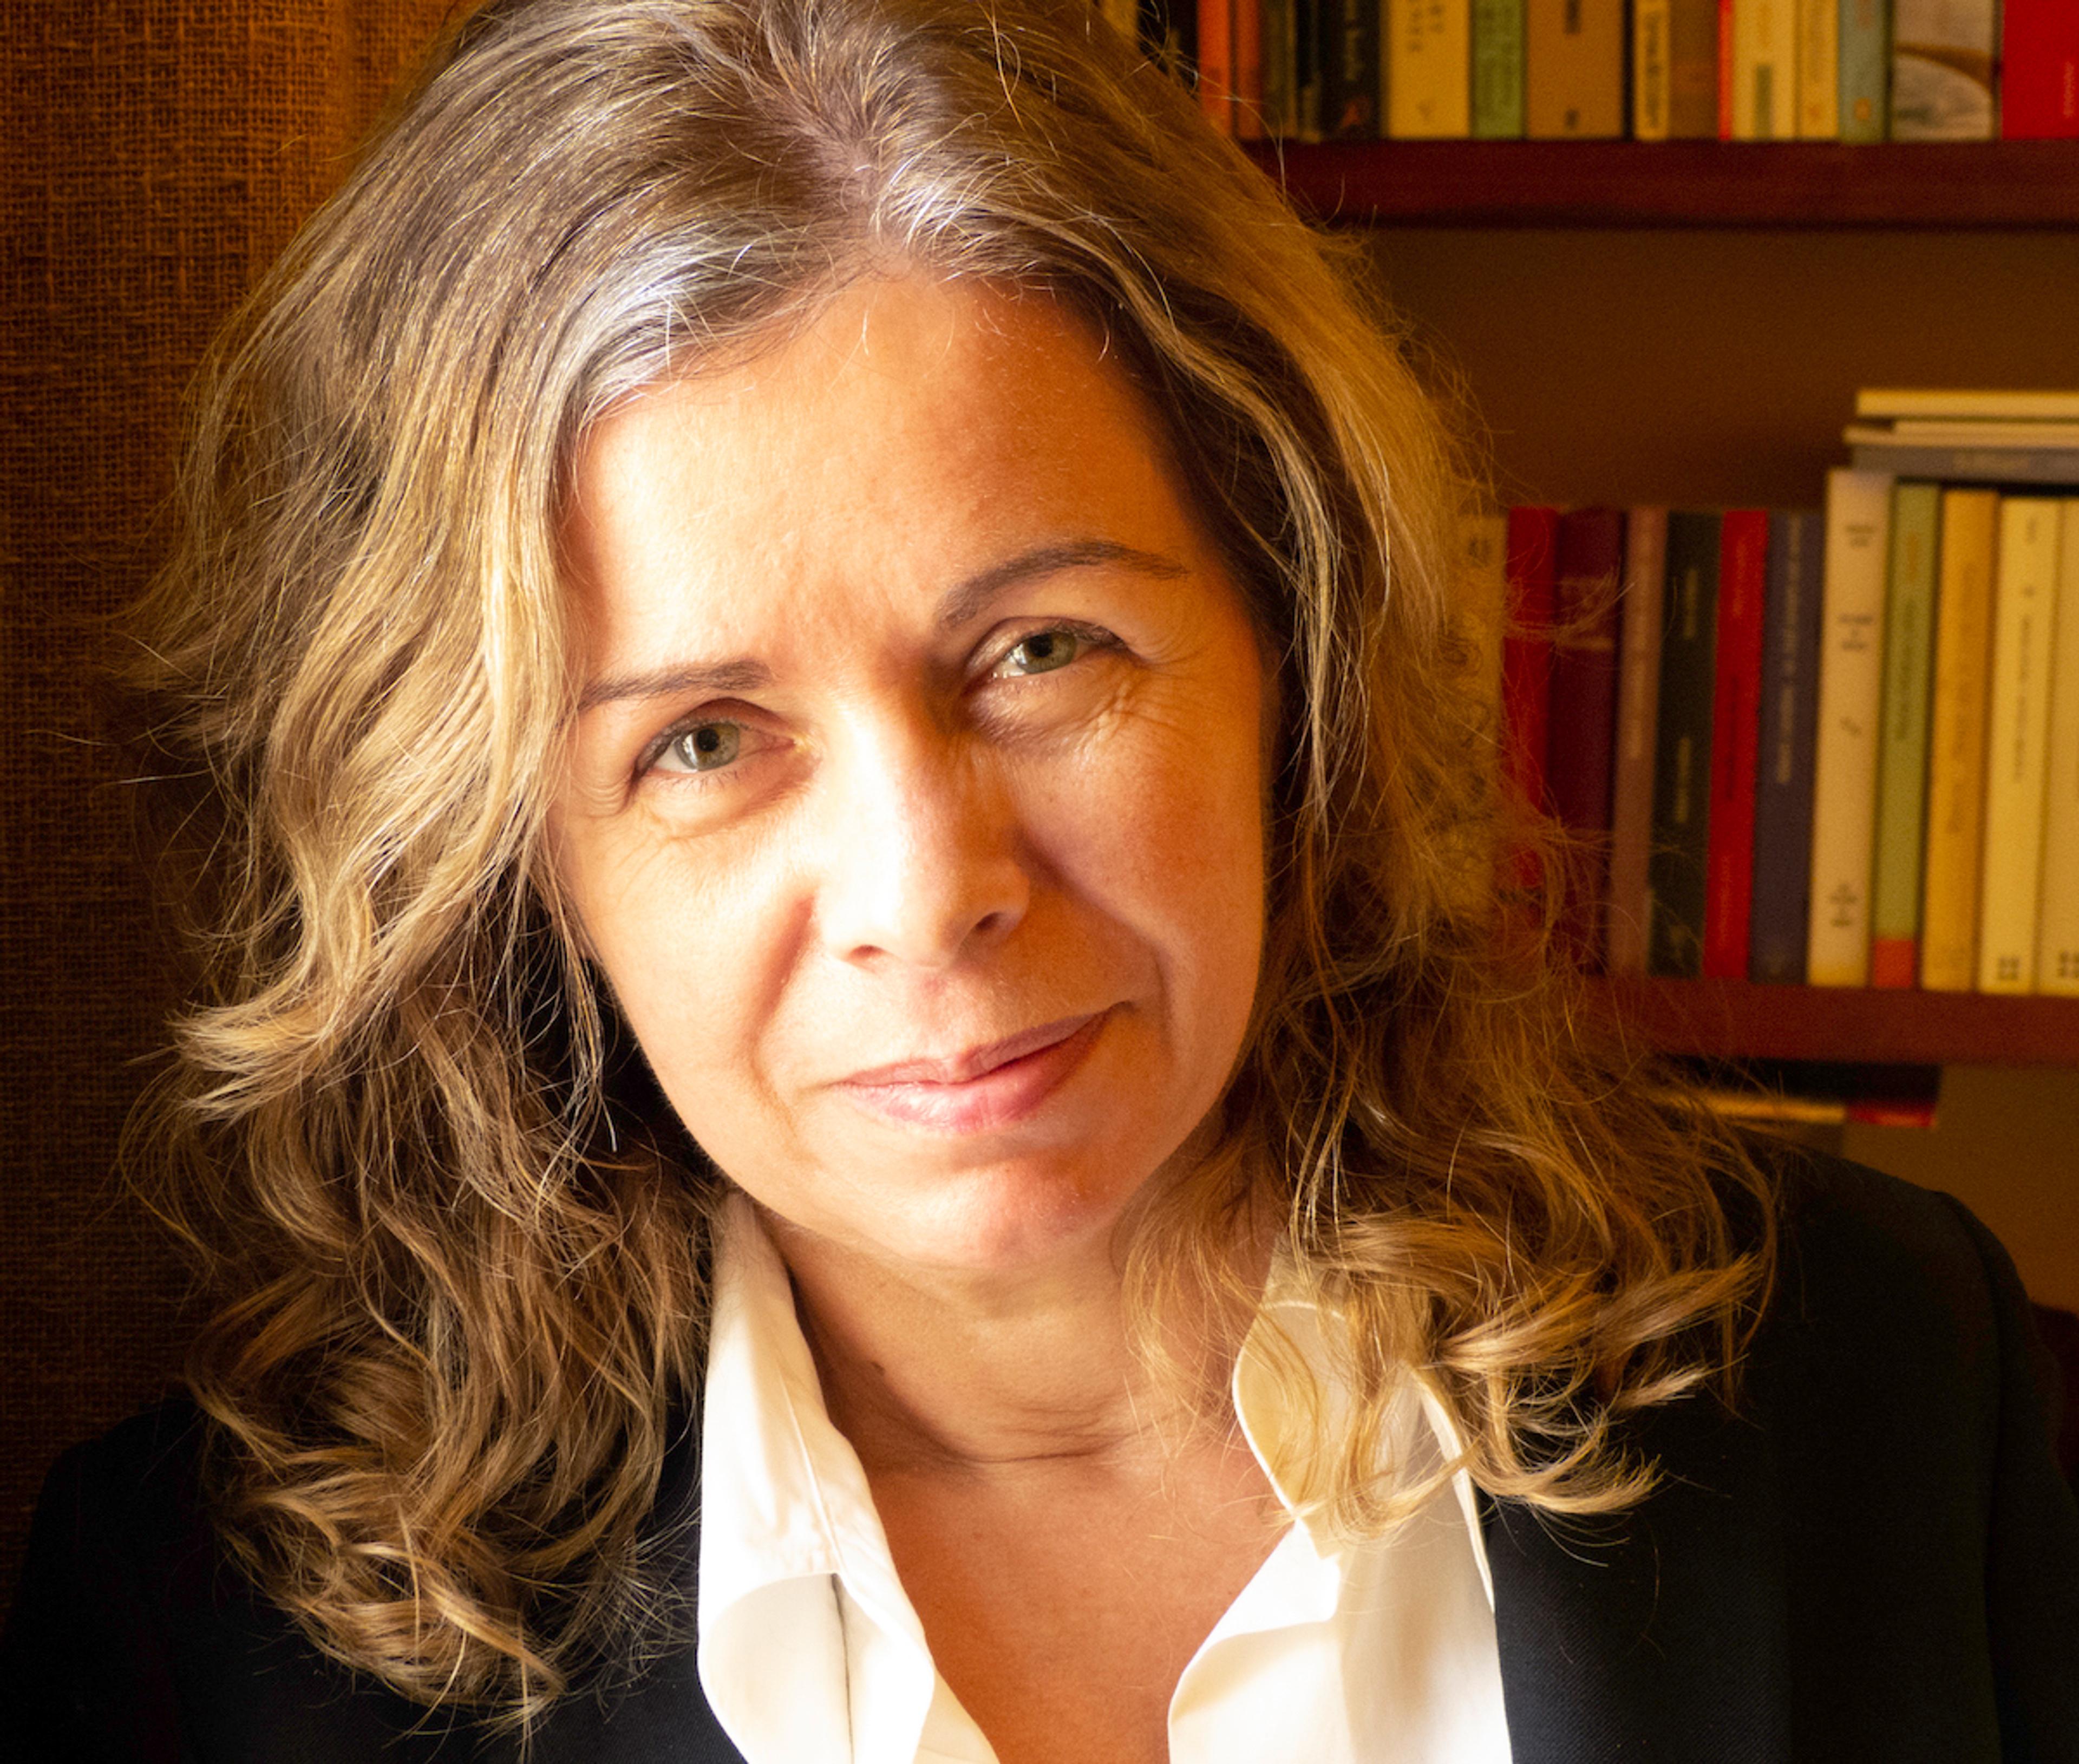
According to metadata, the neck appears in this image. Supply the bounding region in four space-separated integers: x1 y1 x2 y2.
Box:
763 1195 1265 1478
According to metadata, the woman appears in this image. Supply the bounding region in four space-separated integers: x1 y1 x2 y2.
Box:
5 1 2074 1759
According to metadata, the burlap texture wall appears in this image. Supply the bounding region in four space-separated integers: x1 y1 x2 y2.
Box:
1 0 455 1614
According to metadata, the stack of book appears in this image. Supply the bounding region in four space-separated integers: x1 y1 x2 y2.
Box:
1496 389 2079 997
1102 0 2079 140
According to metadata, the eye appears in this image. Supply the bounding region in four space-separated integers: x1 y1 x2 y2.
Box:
653 719 742 774
996 628 1085 677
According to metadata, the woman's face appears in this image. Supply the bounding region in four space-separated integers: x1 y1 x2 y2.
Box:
551 273 1267 1279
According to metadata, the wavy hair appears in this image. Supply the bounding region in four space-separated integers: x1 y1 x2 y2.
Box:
125 0 1773 1729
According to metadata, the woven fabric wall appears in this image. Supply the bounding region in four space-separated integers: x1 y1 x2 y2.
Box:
0 0 454 1613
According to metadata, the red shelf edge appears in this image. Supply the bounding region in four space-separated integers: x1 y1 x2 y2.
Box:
1587 977 2079 1067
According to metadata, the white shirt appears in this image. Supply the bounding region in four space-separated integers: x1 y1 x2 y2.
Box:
696 1193 1514 1763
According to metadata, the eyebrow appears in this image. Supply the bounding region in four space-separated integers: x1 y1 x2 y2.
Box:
577 538 1189 713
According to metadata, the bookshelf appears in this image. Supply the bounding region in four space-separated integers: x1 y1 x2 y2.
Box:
1246 140 2079 1075
1248 140 2079 230
1592 979 2079 1066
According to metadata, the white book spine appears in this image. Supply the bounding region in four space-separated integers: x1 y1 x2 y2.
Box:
1807 468 1893 986
1733 0 1799 138
1796 0 1840 134
1978 500 2062 992
2034 502 2079 996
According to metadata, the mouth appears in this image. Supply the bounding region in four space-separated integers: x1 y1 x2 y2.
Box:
835 1011 1108 1133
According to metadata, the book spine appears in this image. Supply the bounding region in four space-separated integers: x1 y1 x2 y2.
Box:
1198 0 1235 130
2038 499 2079 995
1389 0 1474 135
1634 0 1673 138
1717 0 1737 136
1293 0 1324 136
1806 468 1892 987
1548 507 1627 966
1868 482 1941 987
1263 0 1297 134
1837 0 1888 140
2002 0 2079 138
1977 498 2064 992
1668 0 1723 134
1472 0 1528 135
1847 442 2079 486
1527 0 1627 136
1502 506 1561 815
1607 508 1669 975
1319 0 1381 135
1891 0 1996 140
1749 508 1824 983
1648 511 1723 977
1731 0 1798 138
1704 509 1769 978
1796 0 1839 134
1234 0 1267 136
1920 488 2001 990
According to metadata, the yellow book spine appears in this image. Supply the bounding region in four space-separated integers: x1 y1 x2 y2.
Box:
1920 488 2000 991
1633 0 1673 139
1796 0 1840 136
1389 0 1474 136
2036 500 2079 997
1977 499 2062 993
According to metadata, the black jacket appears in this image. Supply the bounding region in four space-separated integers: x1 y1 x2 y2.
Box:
6 1152 2078 1762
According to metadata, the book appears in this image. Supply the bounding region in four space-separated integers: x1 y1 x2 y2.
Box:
2003 0 2079 138
1665 0 1723 134
1198 0 1236 131
1527 0 1626 137
1806 468 1892 988
1634 0 1674 138
1263 0 1297 135
1704 509 1769 979
1389 0 1474 136
1890 0 1998 140
1502 506 1561 815
1858 389 2079 422
1868 482 1940 987
1730 0 1799 138
1749 508 1825 984
1977 499 2064 992
1837 0 1889 141
1473 0 1528 136
1846 441 2079 488
1796 0 1839 134
1318 0 1381 135
1547 507 1626 965
1234 0 1267 136
2038 500 2079 995
1607 508 1668 975
1920 488 2000 990
1648 511 1723 977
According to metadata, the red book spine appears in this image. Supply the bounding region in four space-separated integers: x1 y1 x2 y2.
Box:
1233 0 1266 139
1547 507 1627 967
1503 505 1561 817
2002 0 2079 138
1198 0 1235 134
1703 509 1769 978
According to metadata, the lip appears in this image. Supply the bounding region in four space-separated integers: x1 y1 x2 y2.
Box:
836 1011 1107 1133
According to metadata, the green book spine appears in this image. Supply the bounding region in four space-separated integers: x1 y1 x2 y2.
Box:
1647 511 1723 977
1838 0 1889 141
1868 482 1941 984
1473 0 1528 136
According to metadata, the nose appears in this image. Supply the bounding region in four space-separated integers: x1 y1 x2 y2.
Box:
814 716 1031 971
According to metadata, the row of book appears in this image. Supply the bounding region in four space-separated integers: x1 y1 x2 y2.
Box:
1095 1 2079 141
1494 389 2079 996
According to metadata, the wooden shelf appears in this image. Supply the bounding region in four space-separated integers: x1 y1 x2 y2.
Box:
1588 977 2079 1067
1246 140 2079 228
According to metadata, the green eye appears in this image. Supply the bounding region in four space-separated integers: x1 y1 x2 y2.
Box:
1005 629 1081 675
667 721 741 772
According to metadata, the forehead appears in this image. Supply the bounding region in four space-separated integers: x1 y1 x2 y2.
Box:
559 274 1210 657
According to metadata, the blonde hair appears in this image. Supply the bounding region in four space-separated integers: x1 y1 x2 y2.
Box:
127 0 1772 1729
